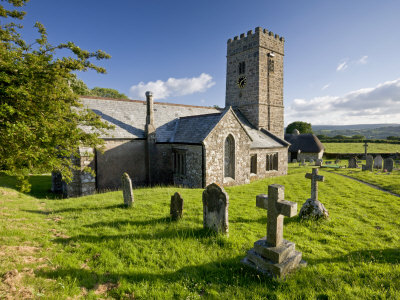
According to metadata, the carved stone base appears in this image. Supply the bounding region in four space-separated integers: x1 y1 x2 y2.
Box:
242 237 306 278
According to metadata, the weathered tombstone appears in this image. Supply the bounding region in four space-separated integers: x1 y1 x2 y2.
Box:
170 192 183 220
292 159 297 163
348 157 358 168
202 183 229 234
363 141 369 159
299 158 306 166
315 159 323 167
383 158 394 172
242 184 306 277
362 155 373 171
373 155 383 169
299 168 329 219
309 159 314 164
121 173 134 207
326 161 332 165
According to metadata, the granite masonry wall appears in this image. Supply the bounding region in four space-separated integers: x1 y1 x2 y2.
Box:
171 144 203 188
203 110 252 186
249 147 288 181
96 139 146 190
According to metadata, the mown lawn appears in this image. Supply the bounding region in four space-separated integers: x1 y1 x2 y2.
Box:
1 166 400 299
331 168 400 195
324 142 400 153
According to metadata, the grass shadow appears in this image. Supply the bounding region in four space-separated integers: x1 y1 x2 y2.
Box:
53 227 221 244
22 204 126 215
0 174 61 200
84 217 172 228
35 256 276 292
307 248 400 265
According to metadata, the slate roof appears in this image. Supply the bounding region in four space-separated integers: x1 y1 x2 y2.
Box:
80 96 220 140
81 96 288 149
284 133 325 153
233 108 289 149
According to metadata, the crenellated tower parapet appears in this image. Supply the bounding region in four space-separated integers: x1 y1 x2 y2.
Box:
225 27 285 139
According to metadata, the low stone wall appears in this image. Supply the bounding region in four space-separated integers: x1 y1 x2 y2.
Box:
324 153 400 160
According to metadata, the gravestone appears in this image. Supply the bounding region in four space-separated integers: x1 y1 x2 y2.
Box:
299 158 306 166
292 159 297 163
362 155 373 171
242 184 305 277
170 192 183 220
121 173 134 207
315 159 323 167
309 159 314 164
383 158 394 172
373 155 383 169
202 183 229 234
299 168 329 219
326 161 332 165
348 157 358 168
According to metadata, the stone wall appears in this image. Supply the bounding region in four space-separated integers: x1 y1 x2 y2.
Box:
203 110 252 186
226 27 284 139
249 147 288 181
57 146 96 198
290 151 324 162
96 139 146 190
171 144 203 188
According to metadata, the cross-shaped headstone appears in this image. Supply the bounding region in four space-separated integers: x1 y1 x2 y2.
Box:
305 168 324 201
256 184 297 247
364 141 368 157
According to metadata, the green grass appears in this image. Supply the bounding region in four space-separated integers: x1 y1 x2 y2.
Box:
1 166 400 299
324 142 400 153
331 168 400 195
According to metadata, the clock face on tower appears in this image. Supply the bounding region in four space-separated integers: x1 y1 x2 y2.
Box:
237 76 247 88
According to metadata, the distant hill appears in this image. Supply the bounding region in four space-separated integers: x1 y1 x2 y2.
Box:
311 124 400 139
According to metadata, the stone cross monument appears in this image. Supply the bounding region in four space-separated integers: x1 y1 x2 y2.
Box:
242 184 305 277
363 141 368 158
299 168 329 219
305 168 324 201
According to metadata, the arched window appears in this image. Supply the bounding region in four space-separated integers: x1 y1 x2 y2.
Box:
224 135 235 179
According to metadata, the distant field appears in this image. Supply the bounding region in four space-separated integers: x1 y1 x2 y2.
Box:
324 142 400 153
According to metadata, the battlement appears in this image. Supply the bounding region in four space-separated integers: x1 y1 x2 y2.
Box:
227 27 284 56
227 27 284 44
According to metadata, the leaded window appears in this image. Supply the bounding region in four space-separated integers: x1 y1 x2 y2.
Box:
173 149 186 176
224 135 235 179
250 154 257 174
266 153 278 171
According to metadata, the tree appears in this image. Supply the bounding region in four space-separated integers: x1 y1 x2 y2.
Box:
0 0 112 191
90 87 128 99
69 74 91 96
351 135 365 140
286 121 313 134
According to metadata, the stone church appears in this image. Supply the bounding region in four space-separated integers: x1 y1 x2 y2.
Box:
55 27 290 197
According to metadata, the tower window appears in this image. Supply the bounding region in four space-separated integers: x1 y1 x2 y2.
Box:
238 61 246 74
266 153 278 171
250 154 257 174
268 58 274 73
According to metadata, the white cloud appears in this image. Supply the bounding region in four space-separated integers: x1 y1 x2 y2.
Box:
357 55 368 64
336 61 348 71
285 78 400 125
129 73 215 100
321 83 330 91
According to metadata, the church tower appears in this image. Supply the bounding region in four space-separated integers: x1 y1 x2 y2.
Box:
225 27 284 139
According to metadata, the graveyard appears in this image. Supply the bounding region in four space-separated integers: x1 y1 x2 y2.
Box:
1 163 399 299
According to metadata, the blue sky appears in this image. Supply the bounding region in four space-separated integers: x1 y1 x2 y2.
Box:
9 0 400 125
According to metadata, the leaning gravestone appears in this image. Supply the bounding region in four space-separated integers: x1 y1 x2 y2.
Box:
362 155 373 171
348 157 358 168
315 159 323 167
242 184 306 278
170 192 183 220
383 158 394 172
202 183 229 234
373 155 383 169
299 168 329 219
121 173 134 207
